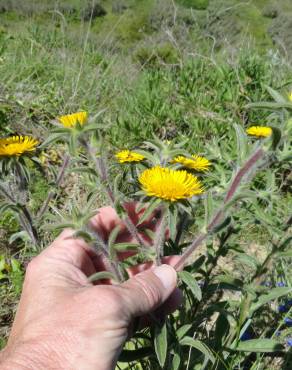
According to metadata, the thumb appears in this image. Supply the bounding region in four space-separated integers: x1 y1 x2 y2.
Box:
120 264 177 318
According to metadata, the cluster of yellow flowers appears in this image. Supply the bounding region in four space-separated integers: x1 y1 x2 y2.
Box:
114 150 209 201
0 112 87 158
114 124 275 202
0 110 277 203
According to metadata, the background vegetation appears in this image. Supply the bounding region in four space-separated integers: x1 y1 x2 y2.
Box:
0 0 291 368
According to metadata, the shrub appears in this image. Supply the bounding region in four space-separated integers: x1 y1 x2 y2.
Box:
133 43 180 67
81 1 107 21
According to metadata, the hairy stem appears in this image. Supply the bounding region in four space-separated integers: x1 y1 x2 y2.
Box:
85 142 149 248
0 183 38 245
38 154 70 219
153 207 167 266
174 147 265 271
90 228 124 282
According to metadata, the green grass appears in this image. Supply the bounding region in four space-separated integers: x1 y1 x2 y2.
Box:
0 0 292 367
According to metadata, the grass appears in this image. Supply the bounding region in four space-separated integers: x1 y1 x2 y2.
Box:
0 0 292 367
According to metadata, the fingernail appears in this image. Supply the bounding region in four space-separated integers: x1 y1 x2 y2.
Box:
153 264 177 290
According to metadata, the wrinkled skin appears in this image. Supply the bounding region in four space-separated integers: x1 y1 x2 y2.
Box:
0 205 180 370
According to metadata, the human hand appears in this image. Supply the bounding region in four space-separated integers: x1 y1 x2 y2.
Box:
0 206 179 370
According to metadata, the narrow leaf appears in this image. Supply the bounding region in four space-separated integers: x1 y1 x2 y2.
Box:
154 321 168 367
250 287 292 314
113 243 140 252
179 271 202 301
137 198 161 226
118 347 152 362
171 352 181 370
176 324 192 340
265 85 287 103
234 339 284 353
246 101 292 110
179 337 215 364
88 271 117 283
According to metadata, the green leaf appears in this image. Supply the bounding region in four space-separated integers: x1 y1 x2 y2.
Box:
246 101 292 110
234 124 248 164
113 243 140 252
171 352 181 370
118 347 152 362
179 337 215 364
108 225 121 258
88 271 117 283
276 250 292 258
212 216 231 233
9 231 30 244
265 85 287 103
154 321 168 367
179 271 202 301
204 191 214 227
39 133 64 148
214 275 244 289
235 254 259 270
10 258 22 272
134 149 158 165
250 287 292 314
176 324 192 340
72 167 98 177
137 198 161 226
270 126 282 150
167 207 178 240
234 339 284 353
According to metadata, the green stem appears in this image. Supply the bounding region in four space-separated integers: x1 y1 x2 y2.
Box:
174 147 265 271
85 142 149 249
38 154 70 219
153 206 167 266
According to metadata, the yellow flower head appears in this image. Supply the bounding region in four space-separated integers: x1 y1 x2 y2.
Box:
288 91 292 102
115 150 145 163
171 154 211 172
58 111 88 128
139 166 204 202
0 136 39 157
246 126 272 138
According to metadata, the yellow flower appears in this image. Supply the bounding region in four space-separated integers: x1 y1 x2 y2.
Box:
171 155 211 171
139 166 203 202
246 126 272 138
58 111 88 128
0 136 39 157
115 150 145 163
288 92 292 102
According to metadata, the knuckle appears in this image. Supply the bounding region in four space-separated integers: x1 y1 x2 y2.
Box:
134 275 162 307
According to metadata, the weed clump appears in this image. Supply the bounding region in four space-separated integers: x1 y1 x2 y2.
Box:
133 43 180 67
81 1 107 21
269 12 292 59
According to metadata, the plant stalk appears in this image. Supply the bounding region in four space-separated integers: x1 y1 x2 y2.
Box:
153 206 167 266
85 142 149 248
38 154 70 219
174 147 265 271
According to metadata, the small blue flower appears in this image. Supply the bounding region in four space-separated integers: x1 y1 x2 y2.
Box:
284 317 292 327
278 304 288 313
261 281 272 287
277 282 286 287
240 331 252 341
286 338 292 347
